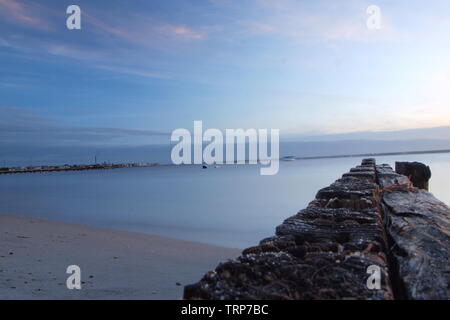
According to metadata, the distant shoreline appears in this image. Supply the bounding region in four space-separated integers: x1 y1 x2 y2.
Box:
1 148 449 175
283 148 450 161
0 163 160 175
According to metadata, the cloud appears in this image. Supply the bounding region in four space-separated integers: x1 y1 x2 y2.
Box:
163 25 205 40
0 0 55 30
290 125 450 142
83 11 206 48
227 0 400 44
1 1 207 60
0 0 39 24
0 106 170 147
94 65 172 80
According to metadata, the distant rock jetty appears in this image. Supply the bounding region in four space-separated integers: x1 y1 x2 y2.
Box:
0 163 159 175
184 159 449 300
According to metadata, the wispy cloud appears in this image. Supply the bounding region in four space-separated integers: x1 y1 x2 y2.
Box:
2 0 450 139
95 65 172 80
1 1 207 66
0 0 55 30
0 0 40 24
210 0 400 44
162 24 205 40
0 106 170 147
83 11 206 48
275 5 392 42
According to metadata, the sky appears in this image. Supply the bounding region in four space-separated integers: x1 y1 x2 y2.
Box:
1 0 450 148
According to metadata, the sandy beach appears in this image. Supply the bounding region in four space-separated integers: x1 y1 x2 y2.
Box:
0 213 241 300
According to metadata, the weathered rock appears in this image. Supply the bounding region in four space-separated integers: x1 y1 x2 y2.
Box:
316 177 378 200
183 250 392 300
314 177 378 210
376 164 410 188
350 166 376 173
342 171 376 182
377 165 449 300
276 207 385 246
183 159 449 300
362 158 376 166
395 161 431 190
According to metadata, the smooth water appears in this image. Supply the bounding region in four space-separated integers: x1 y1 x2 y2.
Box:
0 153 449 248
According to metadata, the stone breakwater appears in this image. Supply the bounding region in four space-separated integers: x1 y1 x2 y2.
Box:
184 159 450 300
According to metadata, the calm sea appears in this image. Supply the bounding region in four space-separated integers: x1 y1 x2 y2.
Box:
0 153 449 248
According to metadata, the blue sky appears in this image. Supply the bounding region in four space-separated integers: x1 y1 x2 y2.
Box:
1 0 450 147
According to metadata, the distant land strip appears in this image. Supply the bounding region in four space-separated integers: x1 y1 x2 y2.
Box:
0 163 160 175
283 149 450 161
1 149 449 175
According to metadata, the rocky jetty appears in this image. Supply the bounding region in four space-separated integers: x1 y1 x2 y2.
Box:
377 164 449 299
184 159 450 300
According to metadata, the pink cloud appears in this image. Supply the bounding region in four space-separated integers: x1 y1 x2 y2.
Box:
83 13 132 40
163 25 205 40
0 0 54 30
95 64 172 80
0 0 38 23
83 12 205 48
230 0 400 44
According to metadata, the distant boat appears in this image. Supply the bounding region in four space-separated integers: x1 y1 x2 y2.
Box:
202 165 208 169
281 156 297 161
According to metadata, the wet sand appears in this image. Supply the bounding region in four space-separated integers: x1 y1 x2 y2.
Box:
0 213 240 300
